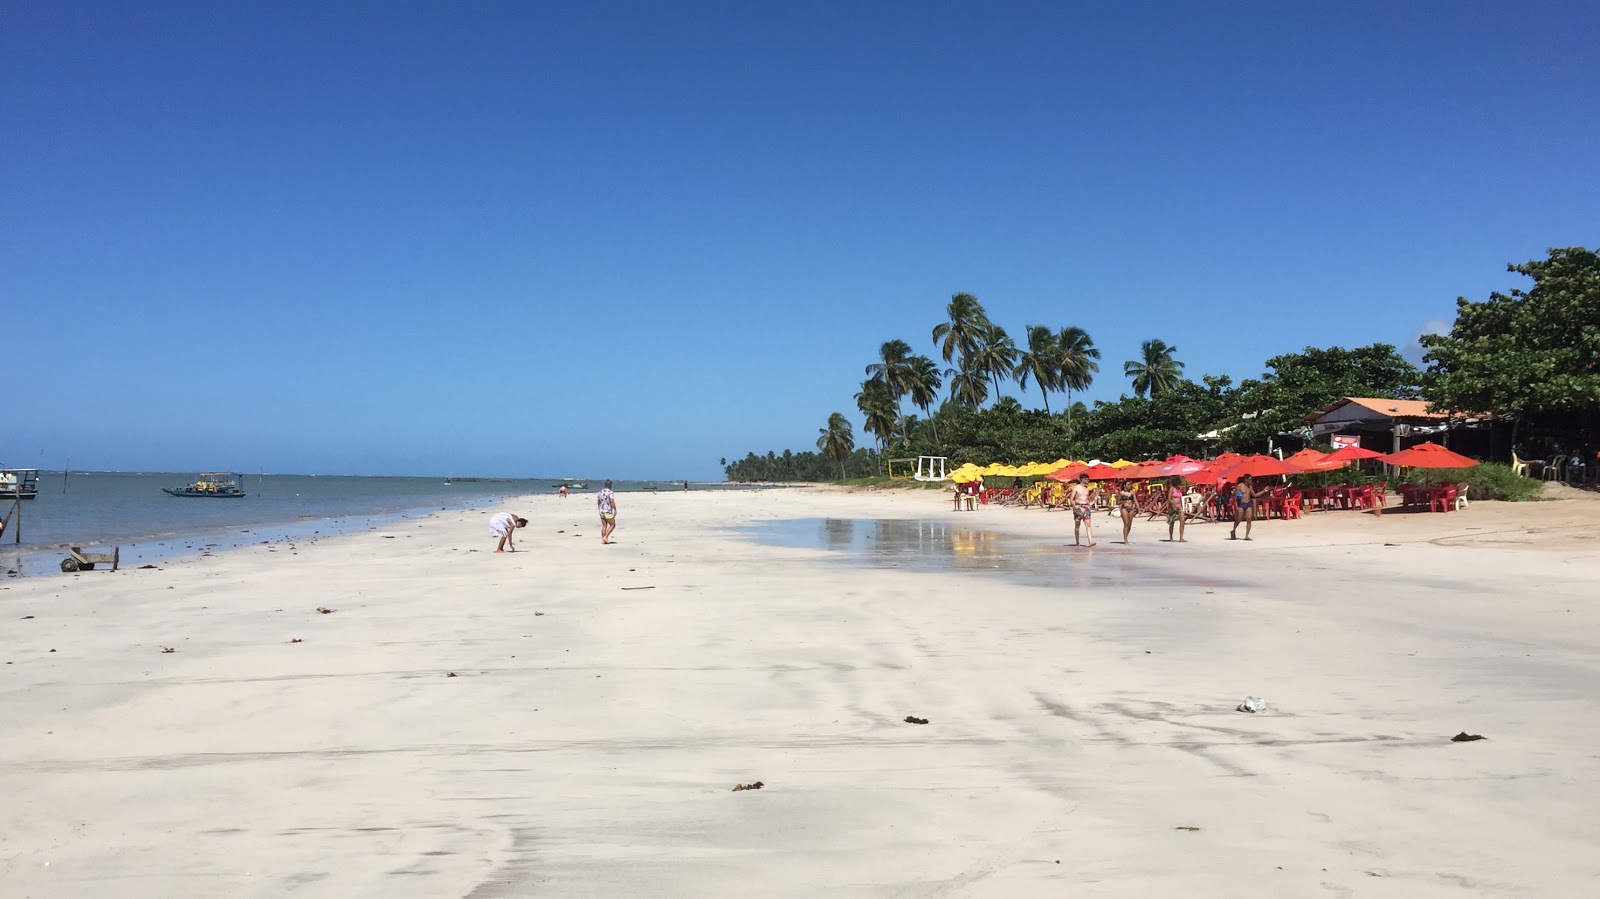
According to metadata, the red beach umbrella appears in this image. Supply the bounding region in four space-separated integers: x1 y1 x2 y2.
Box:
1286 448 1348 473
1322 443 1386 463
1379 442 1480 468
1182 464 1222 485
1154 456 1213 478
1216 454 1303 479
1048 463 1088 482
1085 463 1124 481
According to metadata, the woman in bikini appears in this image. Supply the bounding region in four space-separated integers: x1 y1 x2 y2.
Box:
1165 476 1187 542
1229 474 1256 541
1115 481 1137 544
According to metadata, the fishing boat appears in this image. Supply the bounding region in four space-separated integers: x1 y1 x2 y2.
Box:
1 468 40 500
163 472 247 498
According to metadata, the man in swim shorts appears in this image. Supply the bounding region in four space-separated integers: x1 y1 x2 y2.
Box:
597 480 619 544
490 511 528 553
1069 472 1097 547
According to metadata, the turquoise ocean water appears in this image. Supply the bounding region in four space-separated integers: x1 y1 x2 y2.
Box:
1 472 739 575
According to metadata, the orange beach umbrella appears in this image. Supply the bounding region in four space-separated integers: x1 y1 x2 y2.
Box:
1286 448 1348 473
1216 454 1303 480
1322 443 1385 463
1379 442 1480 468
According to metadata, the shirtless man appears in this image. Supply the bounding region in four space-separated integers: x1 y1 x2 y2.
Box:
1229 475 1256 541
1069 473 1097 547
489 511 527 552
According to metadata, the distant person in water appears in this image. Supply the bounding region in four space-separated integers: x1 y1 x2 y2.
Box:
1165 476 1187 542
1229 475 1256 541
490 511 527 553
597 480 618 544
1069 473 1097 547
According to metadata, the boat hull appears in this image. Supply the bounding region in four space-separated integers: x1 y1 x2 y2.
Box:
163 488 247 498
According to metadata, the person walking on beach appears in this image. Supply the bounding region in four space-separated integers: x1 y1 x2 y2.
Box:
1165 476 1187 542
1069 473 1097 547
1229 475 1256 541
490 511 527 553
1115 481 1137 545
558 485 568 497
597 480 618 544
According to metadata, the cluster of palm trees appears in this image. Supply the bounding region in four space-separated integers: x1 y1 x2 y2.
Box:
836 293 1186 452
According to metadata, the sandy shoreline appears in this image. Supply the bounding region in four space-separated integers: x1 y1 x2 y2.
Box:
3 486 1598 897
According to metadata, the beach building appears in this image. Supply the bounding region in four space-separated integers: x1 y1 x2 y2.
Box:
1306 396 1498 457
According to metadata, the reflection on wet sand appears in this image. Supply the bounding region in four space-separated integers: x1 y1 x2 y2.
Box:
740 518 1244 591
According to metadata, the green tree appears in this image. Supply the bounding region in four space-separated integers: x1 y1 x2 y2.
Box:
864 338 916 439
906 354 945 446
1056 325 1101 428
931 292 991 368
1421 247 1600 436
1231 344 1419 443
1013 325 1061 412
816 412 855 479
1124 338 1185 398
855 379 900 449
970 322 1019 404
947 359 991 408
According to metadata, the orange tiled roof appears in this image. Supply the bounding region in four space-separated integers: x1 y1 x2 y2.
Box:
1307 396 1470 423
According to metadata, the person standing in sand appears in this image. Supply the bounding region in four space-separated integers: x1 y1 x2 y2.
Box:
1115 481 1138 545
490 511 527 553
597 480 618 544
1069 473 1097 547
1164 476 1187 542
1229 475 1256 541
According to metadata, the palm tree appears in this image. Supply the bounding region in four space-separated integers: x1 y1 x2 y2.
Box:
1013 324 1061 413
906 354 944 446
864 339 915 439
1056 326 1101 427
946 360 990 408
855 379 900 449
816 412 854 480
969 322 1018 404
930 293 991 368
1124 338 1185 398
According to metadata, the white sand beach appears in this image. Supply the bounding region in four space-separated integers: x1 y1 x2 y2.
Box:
3 486 1598 897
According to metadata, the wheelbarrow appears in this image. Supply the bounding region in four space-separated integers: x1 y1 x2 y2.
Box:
61 546 119 573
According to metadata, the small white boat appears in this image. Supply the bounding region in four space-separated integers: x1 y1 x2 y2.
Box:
1 468 40 500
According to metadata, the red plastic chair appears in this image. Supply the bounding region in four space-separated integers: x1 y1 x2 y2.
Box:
1283 490 1303 519
1430 485 1458 512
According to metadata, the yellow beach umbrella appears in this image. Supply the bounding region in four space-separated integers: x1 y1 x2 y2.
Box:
1110 459 1136 468
1050 458 1073 469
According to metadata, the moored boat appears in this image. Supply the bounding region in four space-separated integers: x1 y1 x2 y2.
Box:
163 472 247 498
1 468 40 500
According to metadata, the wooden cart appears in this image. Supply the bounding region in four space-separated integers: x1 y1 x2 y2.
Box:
61 546 119 573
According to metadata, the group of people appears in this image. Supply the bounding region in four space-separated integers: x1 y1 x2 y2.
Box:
1045 472 1260 547
490 480 620 552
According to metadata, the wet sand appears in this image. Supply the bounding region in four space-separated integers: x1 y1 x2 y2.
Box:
3 486 1598 897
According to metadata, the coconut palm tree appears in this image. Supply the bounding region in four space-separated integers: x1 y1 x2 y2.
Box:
1013 324 1062 413
968 322 1018 404
906 354 944 446
931 293 991 368
1124 338 1185 398
855 379 900 449
1056 326 1101 427
864 339 916 439
816 412 854 479
946 360 990 408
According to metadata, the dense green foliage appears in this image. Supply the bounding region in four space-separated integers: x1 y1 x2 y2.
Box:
1401 463 1543 502
1421 247 1600 422
723 289 1453 482
723 447 881 482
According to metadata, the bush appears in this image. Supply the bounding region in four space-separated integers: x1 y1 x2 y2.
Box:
1403 462 1543 502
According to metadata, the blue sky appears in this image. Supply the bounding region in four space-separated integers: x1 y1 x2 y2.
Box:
5 1 1596 477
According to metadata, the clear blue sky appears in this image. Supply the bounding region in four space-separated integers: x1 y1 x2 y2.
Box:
6 1 1596 477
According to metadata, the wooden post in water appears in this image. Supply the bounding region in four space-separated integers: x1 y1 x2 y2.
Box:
6 497 17 545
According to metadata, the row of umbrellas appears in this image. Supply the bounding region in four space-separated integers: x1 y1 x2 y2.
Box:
950 443 1478 486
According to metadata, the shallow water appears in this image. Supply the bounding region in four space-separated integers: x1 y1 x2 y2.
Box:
738 518 1244 590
